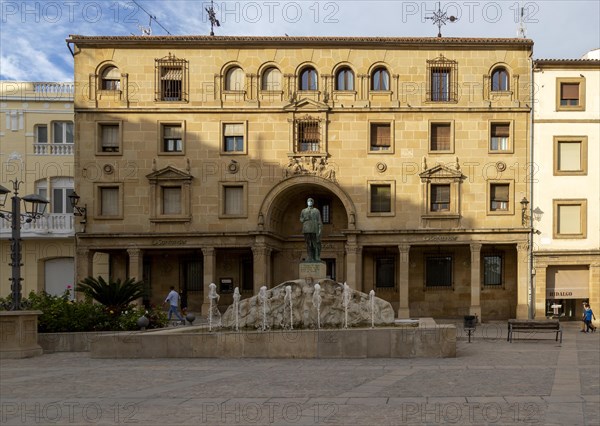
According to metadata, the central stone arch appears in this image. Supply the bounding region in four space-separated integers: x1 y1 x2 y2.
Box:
258 175 356 236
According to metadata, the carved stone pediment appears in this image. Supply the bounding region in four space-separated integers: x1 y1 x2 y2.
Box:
419 164 465 182
283 97 330 112
146 165 193 182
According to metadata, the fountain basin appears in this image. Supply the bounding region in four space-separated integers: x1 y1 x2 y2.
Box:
89 318 456 359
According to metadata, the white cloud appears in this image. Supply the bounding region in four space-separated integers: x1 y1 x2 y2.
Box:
0 0 598 82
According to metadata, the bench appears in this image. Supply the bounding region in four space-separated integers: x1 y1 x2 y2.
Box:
507 319 562 344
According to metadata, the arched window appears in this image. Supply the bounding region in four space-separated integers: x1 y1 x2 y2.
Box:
101 66 120 90
371 67 390 91
261 67 282 91
299 67 318 91
335 67 354 91
491 67 509 91
225 67 245 91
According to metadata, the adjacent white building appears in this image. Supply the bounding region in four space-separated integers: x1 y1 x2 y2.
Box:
532 49 600 320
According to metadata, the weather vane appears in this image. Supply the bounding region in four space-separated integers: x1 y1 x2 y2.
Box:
426 2 458 37
205 0 221 36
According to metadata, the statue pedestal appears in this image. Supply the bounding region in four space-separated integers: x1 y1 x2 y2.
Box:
299 262 327 282
0 311 43 359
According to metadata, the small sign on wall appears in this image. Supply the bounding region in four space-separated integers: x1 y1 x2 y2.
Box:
220 278 233 293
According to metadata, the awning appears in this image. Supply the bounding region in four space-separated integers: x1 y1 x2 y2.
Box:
546 266 589 299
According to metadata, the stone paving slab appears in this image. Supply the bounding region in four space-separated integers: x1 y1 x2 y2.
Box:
0 323 598 425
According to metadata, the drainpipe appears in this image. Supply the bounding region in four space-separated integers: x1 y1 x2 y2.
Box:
528 50 535 319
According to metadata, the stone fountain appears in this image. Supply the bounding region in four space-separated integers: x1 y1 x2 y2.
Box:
89 199 456 359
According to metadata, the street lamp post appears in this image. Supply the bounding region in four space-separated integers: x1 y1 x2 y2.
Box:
0 180 49 310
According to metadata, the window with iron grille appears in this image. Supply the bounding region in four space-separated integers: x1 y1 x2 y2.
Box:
297 118 320 152
427 56 457 102
483 254 503 286
425 255 452 287
155 55 188 102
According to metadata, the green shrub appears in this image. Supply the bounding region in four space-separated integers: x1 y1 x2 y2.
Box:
76 276 145 315
0 291 168 332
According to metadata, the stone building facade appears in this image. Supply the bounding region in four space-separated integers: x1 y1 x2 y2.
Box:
68 35 533 319
1 82 79 297
532 51 600 321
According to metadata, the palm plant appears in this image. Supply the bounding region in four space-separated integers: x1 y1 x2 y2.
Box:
76 276 145 314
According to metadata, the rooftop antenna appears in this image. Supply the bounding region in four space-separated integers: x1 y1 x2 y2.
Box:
206 0 221 36
517 2 527 38
426 2 458 37
131 0 172 35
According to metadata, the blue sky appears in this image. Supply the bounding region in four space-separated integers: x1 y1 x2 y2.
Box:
1 0 599 81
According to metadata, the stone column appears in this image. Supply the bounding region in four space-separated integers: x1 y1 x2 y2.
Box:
126 248 143 281
469 243 482 321
201 247 215 316
252 244 268 294
74 248 94 300
516 242 530 319
397 244 410 318
345 237 362 290
534 264 547 319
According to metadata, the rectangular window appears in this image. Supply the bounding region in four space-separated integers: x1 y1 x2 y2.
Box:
554 137 587 175
297 119 320 152
370 184 391 213
376 256 395 288
556 78 585 111
162 124 183 153
100 187 119 217
425 256 452 287
490 123 510 151
162 187 182 215
554 200 587 239
370 123 391 151
223 123 245 153
430 123 451 151
490 184 510 211
560 83 579 106
53 122 73 144
35 125 48 143
52 188 75 214
427 56 457 102
483 254 503 286
321 202 331 224
100 124 120 153
430 184 450 212
224 186 244 215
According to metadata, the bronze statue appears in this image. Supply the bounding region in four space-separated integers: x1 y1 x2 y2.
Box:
299 198 322 262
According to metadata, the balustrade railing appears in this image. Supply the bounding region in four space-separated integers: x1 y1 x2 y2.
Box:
33 143 74 156
0 213 75 237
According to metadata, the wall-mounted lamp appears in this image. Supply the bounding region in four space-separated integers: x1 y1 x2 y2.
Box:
520 197 544 226
68 191 87 224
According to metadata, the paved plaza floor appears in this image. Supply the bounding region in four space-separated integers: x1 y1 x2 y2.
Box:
0 322 598 425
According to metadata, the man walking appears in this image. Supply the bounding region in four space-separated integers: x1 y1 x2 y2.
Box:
164 286 185 325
